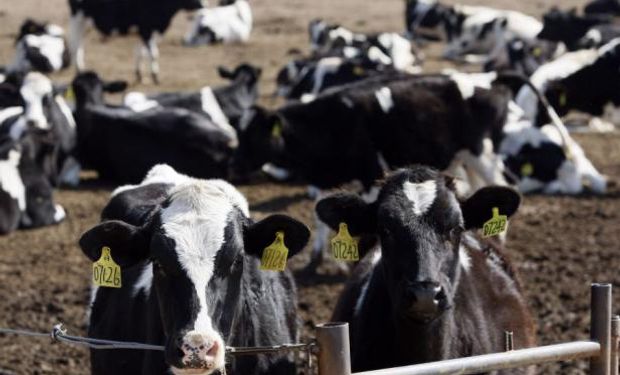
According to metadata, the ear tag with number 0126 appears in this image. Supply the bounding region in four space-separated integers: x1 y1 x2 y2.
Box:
482 207 507 238
331 223 359 261
260 231 288 271
93 247 122 288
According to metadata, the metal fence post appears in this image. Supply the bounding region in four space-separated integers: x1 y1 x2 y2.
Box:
316 322 351 375
591 283 612 375
611 315 620 375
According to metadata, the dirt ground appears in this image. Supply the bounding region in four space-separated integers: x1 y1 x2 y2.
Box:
0 0 619 374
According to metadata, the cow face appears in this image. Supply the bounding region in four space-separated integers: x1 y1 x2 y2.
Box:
317 166 520 323
79 180 309 374
12 20 69 74
71 72 128 107
231 106 282 180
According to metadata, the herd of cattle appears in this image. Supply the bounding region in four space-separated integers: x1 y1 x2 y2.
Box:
0 0 619 373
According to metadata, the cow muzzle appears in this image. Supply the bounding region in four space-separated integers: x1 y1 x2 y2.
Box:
405 282 446 322
170 331 225 375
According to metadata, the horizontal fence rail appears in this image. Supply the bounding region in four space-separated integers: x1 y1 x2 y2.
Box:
352 341 601 375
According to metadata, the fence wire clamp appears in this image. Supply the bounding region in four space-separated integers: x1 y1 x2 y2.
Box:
50 323 66 344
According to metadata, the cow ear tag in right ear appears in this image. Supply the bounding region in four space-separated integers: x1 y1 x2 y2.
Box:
64 86 75 102
331 223 359 261
260 231 288 271
482 207 508 238
93 247 122 288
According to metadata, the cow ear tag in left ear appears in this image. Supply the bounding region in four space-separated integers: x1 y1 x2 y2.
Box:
260 231 288 271
93 247 122 288
482 207 507 238
331 223 359 261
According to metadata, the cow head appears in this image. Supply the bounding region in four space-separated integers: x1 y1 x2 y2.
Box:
11 19 70 74
217 63 262 93
230 106 283 180
71 71 128 108
79 176 309 374
317 166 520 323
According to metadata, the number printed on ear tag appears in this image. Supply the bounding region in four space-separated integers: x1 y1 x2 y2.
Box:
93 247 122 288
260 231 288 271
482 207 508 238
331 223 359 261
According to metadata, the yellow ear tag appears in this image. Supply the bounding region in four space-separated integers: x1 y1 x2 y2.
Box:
520 162 534 177
353 66 365 76
271 121 282 139
260 231 288 271
92 247 122 288
64 86 75 102
482 207 508 238
559 92 567 107
331 223 359 261
533 47 542 57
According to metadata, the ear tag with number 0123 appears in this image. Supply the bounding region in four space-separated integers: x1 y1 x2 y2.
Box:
260 231 288 271
482 207 507 238
93 247 122 288
331 223 359 261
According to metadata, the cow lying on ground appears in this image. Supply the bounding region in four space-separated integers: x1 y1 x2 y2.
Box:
319 165 536 372
80 164 310 374
0 134 66 234
405 0 456 41
6 19 70 74
72 72 236 183
68 0 203 83
482 37 560 77
184 0 252 46
233 73 513 271
516 38 620 127
123 63 261 139
537 8 615 50
585 0 620 16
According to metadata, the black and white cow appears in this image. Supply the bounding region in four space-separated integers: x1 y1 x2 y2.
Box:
124 63 262 138
319 166 536 372
68 0 203 83
0 133 66 235
80 164 310 374
443 8 542 63
0 72 78 187
72 71 236 183
483 38 560 77
537 8 614 50
233 72 513 271
585 0 620 16
7 19 70 74
404 0 459 41
516 38 620 128
183 0 252 46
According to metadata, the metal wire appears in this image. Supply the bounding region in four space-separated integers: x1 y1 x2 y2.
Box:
0 324 315 357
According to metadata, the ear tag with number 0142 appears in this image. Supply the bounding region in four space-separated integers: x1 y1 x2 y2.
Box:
482 207 507 238
260 231 288 271
93 247 122 288
331 223 359 261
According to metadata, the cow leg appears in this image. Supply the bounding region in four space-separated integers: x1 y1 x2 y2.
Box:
68 11 87 71
146 34 160 85
134 42 148 84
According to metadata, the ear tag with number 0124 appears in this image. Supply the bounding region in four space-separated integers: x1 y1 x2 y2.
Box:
482 207 507 238
260 231 288 271
331 223 359 261
93 247 122 288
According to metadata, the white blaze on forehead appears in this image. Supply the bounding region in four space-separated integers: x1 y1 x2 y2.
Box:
374 87 394 113
161 180 249 333
0 149 26 210
403 180 437 216
20 72 53 129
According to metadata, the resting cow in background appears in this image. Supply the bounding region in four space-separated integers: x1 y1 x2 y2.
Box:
537 8 615 50
80 164 310 374
585 0 620 16
72 71 236 183
124 63 261 137
68 0 203 84
183 0 252 46
320 166 536 372
6 19 70 74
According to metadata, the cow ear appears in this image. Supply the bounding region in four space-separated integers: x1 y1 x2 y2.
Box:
244 214 310 259
316 193 377 236
79 220 149 268
103 80 128 93
218 66 235 79
461 187 521 229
